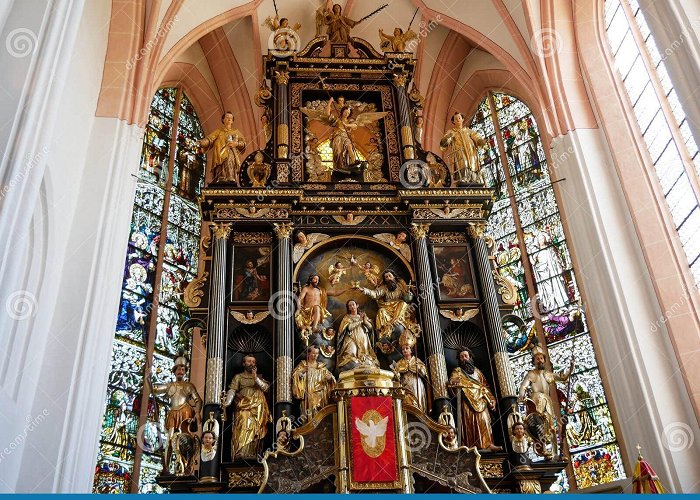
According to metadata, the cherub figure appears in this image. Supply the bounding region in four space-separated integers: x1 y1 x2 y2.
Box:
351 256 381 287
373 231 411 262
327 261 347 285
379 27 417 52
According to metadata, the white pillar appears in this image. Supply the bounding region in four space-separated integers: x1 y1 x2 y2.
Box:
551 129 700 492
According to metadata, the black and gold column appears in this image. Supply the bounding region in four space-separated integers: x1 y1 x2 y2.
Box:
200 222 231 482
410 223 449 417
394 72 415 160
467 222 517 403
273 222 294 423
274 68 290 162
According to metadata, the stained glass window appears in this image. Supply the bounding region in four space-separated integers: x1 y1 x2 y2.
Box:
605 0 700 286
94 87 206 493
471 92 625 491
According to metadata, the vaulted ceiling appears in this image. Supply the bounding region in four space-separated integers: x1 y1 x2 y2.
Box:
100 0 593 149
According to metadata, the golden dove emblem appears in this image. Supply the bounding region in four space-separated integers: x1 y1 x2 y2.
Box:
355 409 388 458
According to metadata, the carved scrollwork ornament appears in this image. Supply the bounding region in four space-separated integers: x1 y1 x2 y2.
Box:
212 222 233 240
392 72 408 87
466 222 486 240
200 231 211 250
493 271 518 305
519 479 542 494
184 271 209 308
410 222 430 240
273 222 294 239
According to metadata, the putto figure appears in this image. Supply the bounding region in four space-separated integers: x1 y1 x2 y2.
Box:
197 111 246 185
378 27 417 52
292 344 336 417
440 111 486 185
146 354 202 474
449 349 500 451
224 354 271 461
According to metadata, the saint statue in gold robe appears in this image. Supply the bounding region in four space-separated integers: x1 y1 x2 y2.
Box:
392 332 429 412
337 299 380 372
354 270 420 342
449 349 500 451
440 111 486 185
224 355 271 461
198 111 246 185
292 345 336 417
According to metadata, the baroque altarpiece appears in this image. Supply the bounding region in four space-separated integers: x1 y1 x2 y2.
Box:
160 27 574 495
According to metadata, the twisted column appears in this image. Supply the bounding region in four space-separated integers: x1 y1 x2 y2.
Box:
410 223 449 416
200 222 231 481
273 222 294 423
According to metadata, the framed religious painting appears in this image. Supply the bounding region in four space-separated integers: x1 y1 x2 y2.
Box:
432 244 479 302
231 242 271 302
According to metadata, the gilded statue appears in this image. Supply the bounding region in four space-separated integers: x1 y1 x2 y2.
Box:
449 349 500 451
353 270 420 345
247 151 271 187
518 345 573 459
146 354 202 474
300 97 386 174
379 27 417 52
337 299 380 372
224 354 271 461
291 345 336 417
319 0 358 43
294 274 333 341
304 133 330 182
197 111 246 185
440 111 487 185
391 332 429 412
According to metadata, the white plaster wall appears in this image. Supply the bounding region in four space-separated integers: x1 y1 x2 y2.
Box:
553 128 700 492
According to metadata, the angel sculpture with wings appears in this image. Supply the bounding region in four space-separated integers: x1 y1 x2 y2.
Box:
301 97 387 174
378 27 417 52
262 16 301 53
373 231 411 262
351 255 381 287
292 231 330 263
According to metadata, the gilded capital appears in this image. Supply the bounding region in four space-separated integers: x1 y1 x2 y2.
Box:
274 70 290 85
273 222 294 239
467 222 486 240
393 72 408 87
212 222 232 240
410 222 430 240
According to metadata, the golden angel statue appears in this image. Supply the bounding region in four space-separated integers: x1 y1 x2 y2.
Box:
197 111 246 185
439 308 479 322
351 255 381 287
440 111 487 185
379 27 417 52
262 15 301 32
300 97 387 174
327 261 347 285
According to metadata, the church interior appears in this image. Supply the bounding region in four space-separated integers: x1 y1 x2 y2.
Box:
1 0 700 494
